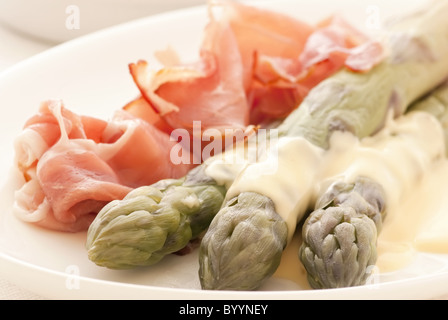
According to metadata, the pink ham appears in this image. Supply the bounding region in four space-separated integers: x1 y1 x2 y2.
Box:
219 0 315 90
248 15 384 123
129 17 249 135
13 100 193 232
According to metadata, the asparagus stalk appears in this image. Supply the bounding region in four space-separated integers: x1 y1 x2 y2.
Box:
299 177 387 289
199 1 448 291
86 165 226 269
199 192 288 290
300 82 448 288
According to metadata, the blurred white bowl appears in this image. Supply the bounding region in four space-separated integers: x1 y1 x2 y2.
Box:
0 0 206 43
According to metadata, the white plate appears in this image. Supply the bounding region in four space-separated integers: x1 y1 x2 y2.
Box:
1 0 448 300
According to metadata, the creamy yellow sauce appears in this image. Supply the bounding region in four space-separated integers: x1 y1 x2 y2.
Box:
324 111 448 273
225 137 324 243
206 110 448 286
377 159 448 272
275 158 448 286
274 228 312 289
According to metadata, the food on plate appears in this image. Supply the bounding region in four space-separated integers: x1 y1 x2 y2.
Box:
199 0 448 290
9 0 448 293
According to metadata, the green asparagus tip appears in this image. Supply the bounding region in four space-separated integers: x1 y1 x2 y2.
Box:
199 192 288 291
299 177 386 289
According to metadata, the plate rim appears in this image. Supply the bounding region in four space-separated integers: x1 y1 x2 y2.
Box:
1 0 447 300
2 250 448 299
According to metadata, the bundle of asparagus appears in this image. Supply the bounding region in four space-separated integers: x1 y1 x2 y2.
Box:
300 81 448 289
199 0 448 290
300 101 447 288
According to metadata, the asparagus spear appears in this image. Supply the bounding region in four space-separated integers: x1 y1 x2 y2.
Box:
86 165 227 269
299 177 387 289
198 192 288 290
199 1 448 291
299 82 448 288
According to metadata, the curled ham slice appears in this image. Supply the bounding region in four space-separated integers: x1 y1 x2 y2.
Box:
219 0 315 90
122 96 173 135
129 17 249 135
13 100 193 232
249 15 384 123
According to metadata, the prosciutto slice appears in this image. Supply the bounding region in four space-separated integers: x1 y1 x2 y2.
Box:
248 15 384 123
129 17 249 135
13 100 193 232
